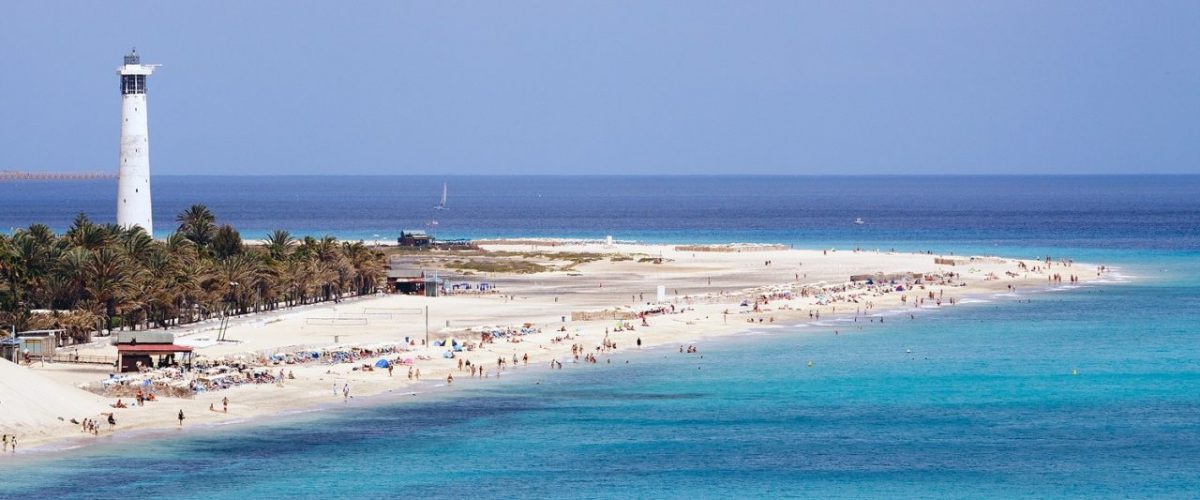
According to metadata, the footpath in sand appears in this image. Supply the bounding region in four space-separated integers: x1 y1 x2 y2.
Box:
1 241 1111 456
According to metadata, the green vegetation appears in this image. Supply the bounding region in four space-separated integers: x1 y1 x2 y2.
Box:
0 206 386 345
390 248 661 276
444 259 549 274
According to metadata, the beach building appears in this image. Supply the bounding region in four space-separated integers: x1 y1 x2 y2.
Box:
116 49 157 235
385 256 448 296
386 267 446 296
0 337 16 363
1 329 63 363
112 331 192 372
398 230 432 247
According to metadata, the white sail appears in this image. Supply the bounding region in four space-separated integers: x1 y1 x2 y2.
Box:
435 182 448 210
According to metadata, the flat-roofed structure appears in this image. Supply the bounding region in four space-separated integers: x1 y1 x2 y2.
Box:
113 331 193 372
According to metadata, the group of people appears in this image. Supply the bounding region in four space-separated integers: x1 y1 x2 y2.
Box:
1049 273 1079 283
70 413 116 435
1 434 15 453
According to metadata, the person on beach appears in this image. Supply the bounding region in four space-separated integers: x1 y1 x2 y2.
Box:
222 396 229 413
447 373 454 385
178 410 185 426
342 383 350 399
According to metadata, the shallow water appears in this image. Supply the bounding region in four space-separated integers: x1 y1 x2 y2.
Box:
2 254 1198 498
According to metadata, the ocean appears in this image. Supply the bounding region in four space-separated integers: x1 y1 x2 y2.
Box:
3 175 1199 253
1 175 1198 498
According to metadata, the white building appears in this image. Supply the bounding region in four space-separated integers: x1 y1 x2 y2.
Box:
116 49 157 236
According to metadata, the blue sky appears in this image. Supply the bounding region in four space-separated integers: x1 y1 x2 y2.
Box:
2 1 1197 175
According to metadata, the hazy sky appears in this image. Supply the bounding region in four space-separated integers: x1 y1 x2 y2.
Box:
2 1 1197 175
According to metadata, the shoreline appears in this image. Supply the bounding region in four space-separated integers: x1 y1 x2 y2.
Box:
1 241 1124 459
11 280 1125 461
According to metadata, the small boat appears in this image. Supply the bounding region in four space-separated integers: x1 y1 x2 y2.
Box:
854 217 865 225
434 182 447 210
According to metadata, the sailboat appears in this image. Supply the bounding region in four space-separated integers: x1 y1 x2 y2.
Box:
854 217 865 225
434 182 447 210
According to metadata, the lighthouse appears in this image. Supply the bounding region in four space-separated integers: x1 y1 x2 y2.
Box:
116 49 157 236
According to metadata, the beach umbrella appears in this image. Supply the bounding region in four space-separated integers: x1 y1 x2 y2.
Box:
374 359 390 368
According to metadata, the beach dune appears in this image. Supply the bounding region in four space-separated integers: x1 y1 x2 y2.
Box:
0 358 110 434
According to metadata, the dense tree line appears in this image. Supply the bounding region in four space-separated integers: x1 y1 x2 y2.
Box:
0 205 386 345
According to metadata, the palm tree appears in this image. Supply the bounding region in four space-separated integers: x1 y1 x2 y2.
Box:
176 204 217 248
0 234 17 316
211 224 244 260
1 207 388 339
52 247 91 309
9 227 58 310
265 230 294 261
343 241 384 295
208 254 256 315
64 213 110 251
84 247 133 330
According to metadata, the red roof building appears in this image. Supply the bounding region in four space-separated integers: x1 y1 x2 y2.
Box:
114 337 194 372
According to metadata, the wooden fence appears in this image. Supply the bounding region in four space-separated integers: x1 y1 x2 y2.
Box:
49 353 117 365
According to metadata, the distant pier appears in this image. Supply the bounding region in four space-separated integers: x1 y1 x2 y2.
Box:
0 170 117 181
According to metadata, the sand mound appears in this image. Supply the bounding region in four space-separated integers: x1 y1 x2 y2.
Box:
0 358 110 431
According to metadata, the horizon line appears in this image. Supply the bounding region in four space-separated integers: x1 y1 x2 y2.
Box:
11 172 1198 178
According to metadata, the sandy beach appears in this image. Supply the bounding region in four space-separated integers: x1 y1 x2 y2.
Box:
0 241 1110 456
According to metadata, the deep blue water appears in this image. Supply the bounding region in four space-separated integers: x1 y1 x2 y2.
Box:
1 175 1198 498
2 175 1198 254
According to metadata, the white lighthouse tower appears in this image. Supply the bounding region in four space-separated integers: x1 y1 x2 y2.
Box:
116 49 157 236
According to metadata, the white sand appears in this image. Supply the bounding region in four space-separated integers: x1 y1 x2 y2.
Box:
0 358 110 434
2 242 1107 456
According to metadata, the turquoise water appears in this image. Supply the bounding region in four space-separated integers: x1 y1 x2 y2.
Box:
1 250 1197 498
1 176 1198 497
